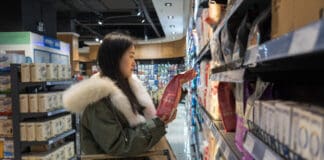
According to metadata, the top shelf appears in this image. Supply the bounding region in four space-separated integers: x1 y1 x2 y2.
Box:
244 20 324 67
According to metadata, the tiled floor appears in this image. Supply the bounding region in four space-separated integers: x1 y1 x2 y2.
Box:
166 102 191 160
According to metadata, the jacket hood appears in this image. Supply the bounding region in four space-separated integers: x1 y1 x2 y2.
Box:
63 73 156 126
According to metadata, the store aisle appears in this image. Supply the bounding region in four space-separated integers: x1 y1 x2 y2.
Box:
166 102 191 160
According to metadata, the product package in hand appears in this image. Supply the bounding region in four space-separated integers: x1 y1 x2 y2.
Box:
156 69 197 121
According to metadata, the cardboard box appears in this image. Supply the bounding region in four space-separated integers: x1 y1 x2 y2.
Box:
272 0 324 38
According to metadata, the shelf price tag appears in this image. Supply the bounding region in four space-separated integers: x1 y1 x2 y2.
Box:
263 149 277 160
288 22 320 55
243 134 255 153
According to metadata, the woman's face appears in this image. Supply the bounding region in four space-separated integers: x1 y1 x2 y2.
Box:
120 45 136 78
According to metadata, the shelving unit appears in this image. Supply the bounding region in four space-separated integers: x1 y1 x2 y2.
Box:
187 0 324 159
197 104 243 160
5 64 78 160
21 129 76 148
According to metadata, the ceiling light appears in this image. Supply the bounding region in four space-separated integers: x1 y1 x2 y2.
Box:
165 3 172 6
99 40 103 43
141 19 146 23
167 16 174 19
169 25 175 28
98 20 103 25
172 31 176 34
95 38 99 42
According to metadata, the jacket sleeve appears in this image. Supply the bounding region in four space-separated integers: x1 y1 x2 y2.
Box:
86 102 166 156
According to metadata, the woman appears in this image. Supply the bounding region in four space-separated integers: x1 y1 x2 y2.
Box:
63 32 176 159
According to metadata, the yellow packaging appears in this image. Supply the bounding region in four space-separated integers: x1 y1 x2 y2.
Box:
0 140 3 158
30 63 46 82
46 63 58 81
20 123 27 141
38 93 50 112
21 63 31 82
26 123 36 141
28 94 38 112
19 94 29 113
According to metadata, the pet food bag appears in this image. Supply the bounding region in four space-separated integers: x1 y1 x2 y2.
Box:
156 69 197 121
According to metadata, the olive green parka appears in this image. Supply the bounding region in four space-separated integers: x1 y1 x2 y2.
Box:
63 73 175 159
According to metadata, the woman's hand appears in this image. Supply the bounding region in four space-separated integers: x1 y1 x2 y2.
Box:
159 109 177 125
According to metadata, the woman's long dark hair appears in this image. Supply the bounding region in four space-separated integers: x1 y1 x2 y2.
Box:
97 32 143 115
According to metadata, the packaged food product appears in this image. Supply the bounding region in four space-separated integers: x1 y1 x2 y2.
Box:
0 120 12 137
28 94 38 112
0 97 11 115
156 69 197 121
19 94 29 113
30 63 46 82
21 63 30 82
218 82 236 132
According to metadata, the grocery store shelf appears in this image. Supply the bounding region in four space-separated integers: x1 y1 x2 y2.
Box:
243 132 283 160
194 43 211 65
18 80 74 89
20 108 68 120
213 0 244 37
210 69 246 83
198 106 243 160
244 19 324 67
21 129 76 147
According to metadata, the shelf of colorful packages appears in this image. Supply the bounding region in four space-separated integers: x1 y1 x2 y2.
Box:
198 104 243 160
244 20 324 67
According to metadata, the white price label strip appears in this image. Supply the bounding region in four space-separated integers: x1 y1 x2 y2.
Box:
263 149 277 160
288 22 320 55
244 134 255 153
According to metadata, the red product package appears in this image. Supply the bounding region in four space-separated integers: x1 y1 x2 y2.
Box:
156 69 197 121
218 82 237 132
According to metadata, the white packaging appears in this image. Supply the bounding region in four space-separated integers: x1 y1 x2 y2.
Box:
63 114 72 131
20 123 27 141
19 94 29 113
20 63 30 82
50 119 60 136
28 94 38 112
26 122 36 141
253 100 261 127
46 63 58 81
35 121 51 141
307 112 323 160
57 64 65 80
65 65 71 80
46 92 54 111
30 63 47 82
51 93 58 110
38 93 50 112
67 142 75 158
275 101 294 146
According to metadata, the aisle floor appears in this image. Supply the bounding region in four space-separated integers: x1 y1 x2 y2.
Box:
166 102 191 160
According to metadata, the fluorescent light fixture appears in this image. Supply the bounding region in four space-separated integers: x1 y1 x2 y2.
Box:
165 3 172 6
169 25 175 28
172 31 176 34
95 38 99 42
137 11 141 16
98 20 103 25
167 16 174 19
141 19 145 23
99 40 103 43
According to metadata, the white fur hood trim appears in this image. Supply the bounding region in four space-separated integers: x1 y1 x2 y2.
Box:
63 73 156 126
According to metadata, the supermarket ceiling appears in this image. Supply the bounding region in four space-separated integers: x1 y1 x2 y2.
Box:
55 0 191 44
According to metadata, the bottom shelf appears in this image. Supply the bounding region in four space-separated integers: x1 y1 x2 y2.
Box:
197 106 243 160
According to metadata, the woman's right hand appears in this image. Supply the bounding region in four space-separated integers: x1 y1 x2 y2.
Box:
159 109 177 125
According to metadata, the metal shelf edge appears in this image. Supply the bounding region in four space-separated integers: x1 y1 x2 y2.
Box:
243 132 283 160
21 129 76 146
